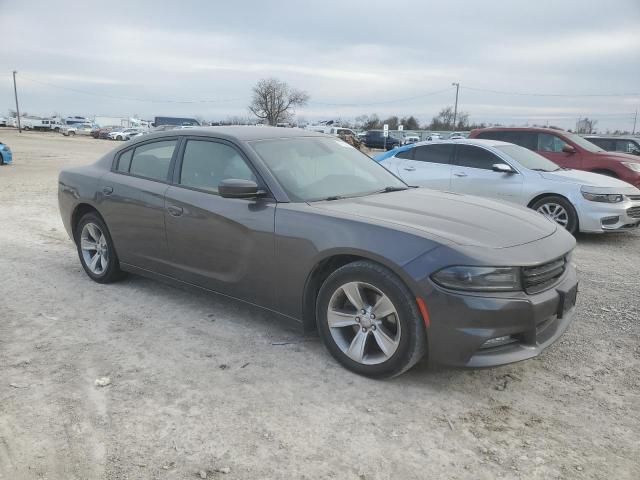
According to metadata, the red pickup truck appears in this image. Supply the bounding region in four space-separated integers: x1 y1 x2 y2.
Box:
468 127 640 188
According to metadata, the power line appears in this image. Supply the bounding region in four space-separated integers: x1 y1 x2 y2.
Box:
307 87 454 107
19 75 247 104
463 85 640 98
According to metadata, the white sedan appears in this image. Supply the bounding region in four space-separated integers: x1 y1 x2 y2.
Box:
108 128 141 141
376 139 640 234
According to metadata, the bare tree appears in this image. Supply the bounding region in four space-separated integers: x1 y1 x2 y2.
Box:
575 117 598 134
249 78 309 126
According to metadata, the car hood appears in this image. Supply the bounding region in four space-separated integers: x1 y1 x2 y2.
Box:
309 188 557 249
592 150 640 163
538 169 640 194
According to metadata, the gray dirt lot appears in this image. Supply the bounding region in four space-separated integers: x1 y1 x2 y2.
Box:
0 129 638 480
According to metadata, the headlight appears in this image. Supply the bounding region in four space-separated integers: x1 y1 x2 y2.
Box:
622 162 640 172
431 266 521 292
581 191 624 203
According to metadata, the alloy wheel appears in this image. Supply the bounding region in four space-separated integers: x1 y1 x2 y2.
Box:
80 223 109 275
536 202 569 228
327 281 401 365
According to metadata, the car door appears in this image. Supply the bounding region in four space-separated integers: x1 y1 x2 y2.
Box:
536 132 582 169
98 138 179 272
450 144 523 202
163 137 277 309
395 144 454 190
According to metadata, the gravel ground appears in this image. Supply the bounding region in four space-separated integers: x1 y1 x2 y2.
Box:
0 129 638 480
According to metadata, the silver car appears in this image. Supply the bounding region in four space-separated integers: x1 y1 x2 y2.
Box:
378 139 640 234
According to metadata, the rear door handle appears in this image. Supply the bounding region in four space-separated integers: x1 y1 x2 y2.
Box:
403 166 416 171
167 205 184 217
453 172 467 177
102 186 113 195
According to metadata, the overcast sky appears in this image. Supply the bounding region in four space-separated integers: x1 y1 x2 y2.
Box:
1 0 639 130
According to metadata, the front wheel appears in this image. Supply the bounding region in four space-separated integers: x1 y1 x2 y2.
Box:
531 195 578 234
75 213 124 283
316 261 427 378
116 135 123 141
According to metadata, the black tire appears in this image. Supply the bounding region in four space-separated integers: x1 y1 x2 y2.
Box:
0 154 4 166
75 212 125 284
530 195 578 234
117 135 123 141
69 131 75 136
316 260 427 378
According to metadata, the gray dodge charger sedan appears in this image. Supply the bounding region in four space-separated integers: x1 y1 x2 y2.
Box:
58 127 578 377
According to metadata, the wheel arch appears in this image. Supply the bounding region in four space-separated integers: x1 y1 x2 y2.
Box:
527 192 580 232
71 203 105 244
301 251 418 334
590 168 618 178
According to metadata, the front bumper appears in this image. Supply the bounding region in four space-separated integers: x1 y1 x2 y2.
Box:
576 198 640 232
425 263 578 367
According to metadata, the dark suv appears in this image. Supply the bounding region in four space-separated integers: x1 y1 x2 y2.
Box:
469 127 640 187
584 136 640 156
364 131 401 150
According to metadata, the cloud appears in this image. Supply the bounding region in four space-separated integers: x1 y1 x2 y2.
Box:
0 0 639 131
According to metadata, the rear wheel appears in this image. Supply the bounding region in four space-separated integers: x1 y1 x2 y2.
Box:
75 213 124 283
531 195 578 234
316 260 427 378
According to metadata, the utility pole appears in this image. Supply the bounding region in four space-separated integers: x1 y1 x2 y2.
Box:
633 109 637 135
451 82 460 131
12 70 22 133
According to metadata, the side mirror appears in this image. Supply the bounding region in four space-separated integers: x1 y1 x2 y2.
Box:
562 144 576 154
492 163 516 174
218 179 262 199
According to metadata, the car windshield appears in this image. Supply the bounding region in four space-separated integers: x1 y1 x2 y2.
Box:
563 132 604 152
495 144 561 172
250 137 407 202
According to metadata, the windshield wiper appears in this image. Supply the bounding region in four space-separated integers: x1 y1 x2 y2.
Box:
323 195 344 201
375 186 409 194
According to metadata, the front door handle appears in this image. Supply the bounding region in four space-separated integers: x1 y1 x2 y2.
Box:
167 205 184 217
102 186 114 195
453 172 468 177
403 166 416 171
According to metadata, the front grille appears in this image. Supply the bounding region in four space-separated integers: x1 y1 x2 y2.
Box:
627 206 640 219
627 195 640 201
522 257 566 294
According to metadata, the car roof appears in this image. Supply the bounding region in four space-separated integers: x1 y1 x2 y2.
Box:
472 126 567 134
414 138 512 148
131 126 326 143
585 135 639 141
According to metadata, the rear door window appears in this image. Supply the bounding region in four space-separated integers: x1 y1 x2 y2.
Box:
117 149 133 172
128 140 177 181
412 144 454 164
454 145 502 170
477 130 537 150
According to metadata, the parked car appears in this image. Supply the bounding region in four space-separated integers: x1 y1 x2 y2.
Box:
449 132 466 140
364 130 401 150
0 117 7 127
0 140 13 165
469 127 640 188
108 128 141 141
59 127 578 377
92 126 118 139
62 123 94 136
584 136 640 156
376 139 640 234
426 133 443 141
403 134 420 145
